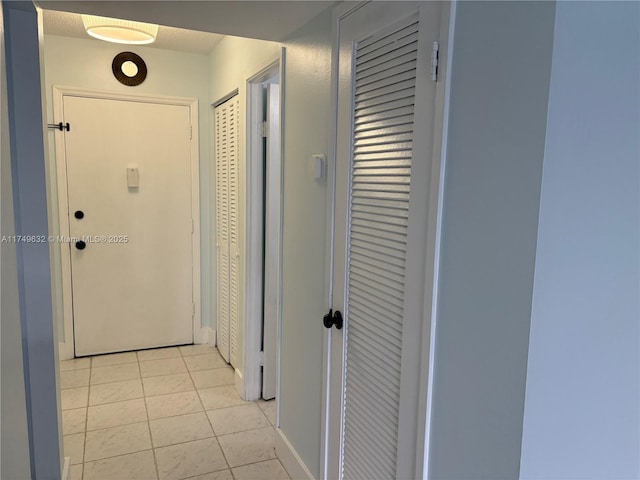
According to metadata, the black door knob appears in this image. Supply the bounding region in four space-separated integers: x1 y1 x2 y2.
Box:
332 310 343 330
323 309 333 329
323 309 343 330
74 210 84 219
75 240 86 250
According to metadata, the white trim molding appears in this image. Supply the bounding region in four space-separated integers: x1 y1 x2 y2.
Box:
62 457 70 480
195 326 215 345
243 52 284 401
52 86 201 359
276 428 315 480
234 367 245 399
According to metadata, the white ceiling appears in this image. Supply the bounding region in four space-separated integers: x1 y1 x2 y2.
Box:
37 1 335 43
42 10 225 55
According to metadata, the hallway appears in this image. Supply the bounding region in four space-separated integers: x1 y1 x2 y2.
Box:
60 345 286 480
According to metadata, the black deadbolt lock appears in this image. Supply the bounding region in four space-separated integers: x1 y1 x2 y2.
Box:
74 210 84 219
75 240 86 250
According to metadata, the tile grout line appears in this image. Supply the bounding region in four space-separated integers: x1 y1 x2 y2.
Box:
137 352 162 480
170 345 231 479
199 362 234 478
79 356 92 470
80 389 251 435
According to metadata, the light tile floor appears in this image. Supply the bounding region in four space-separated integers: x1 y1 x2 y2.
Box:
60 345 288 480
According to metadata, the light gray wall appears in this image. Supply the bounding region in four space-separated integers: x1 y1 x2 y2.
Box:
3 2 61 477
42 34 213 337
279 9 332 479
520 2 640 478
427 2 555 478
0 1 31 477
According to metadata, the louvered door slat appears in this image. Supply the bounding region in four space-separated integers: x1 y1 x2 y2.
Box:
349 325 403 365
353 133 414 149
356 38 418 70
350 233 407 255
348 301 403 338
346 393 400 444
350 223 408 244
342 14 418 480
356 59 418 89
354 122 415 140
350 239 406 262
349 269 405 298
355 70 418 96
355 105 416 126
345 407 398 464
355 79 417 105
355 88 416 112
351 202 410 216
354 113 416 133
356 20 419 52
355 96 415 119
348 284 404 318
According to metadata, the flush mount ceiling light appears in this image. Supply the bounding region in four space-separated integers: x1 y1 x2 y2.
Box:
81 15 158 45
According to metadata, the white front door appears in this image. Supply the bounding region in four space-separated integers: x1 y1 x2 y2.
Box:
64 95 194 356
326 3 442 479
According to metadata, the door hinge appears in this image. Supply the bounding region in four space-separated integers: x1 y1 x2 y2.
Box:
191 218 194 234
431 41 440 82
47 122 70 132
192 302 196 318
259 351 264 366
189 124 193 140
260 121 268 138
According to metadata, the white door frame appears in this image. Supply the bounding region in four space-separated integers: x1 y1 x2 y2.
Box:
244 53 285 402
321 2 453 479
53 86 201 360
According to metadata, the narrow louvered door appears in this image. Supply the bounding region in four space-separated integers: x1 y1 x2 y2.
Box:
228 98 241 367
215 96 240 366
215 101 231 362
327 3 442 479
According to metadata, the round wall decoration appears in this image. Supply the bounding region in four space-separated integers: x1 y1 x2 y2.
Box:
112 52 147 86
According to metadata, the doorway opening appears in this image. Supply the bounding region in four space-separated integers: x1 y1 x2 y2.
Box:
248 62 282 403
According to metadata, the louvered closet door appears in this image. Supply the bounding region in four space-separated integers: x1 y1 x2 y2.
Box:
215 96 240 366
227 98 241 367
327 3 441 479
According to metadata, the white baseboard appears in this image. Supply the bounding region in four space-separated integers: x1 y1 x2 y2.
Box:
275 428 315 480
234 368 245 400
195 327 214 345
62 456 70 480
58 341 73 360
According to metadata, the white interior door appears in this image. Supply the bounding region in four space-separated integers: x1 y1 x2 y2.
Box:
326 3 442 479
215 96 240 366
64 96 194 356
262 83 281 400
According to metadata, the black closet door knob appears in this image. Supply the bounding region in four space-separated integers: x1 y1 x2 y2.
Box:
332 310 344 330
323 309 333 329
75 240 86 250
74 210 84 219
323 309 344 330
